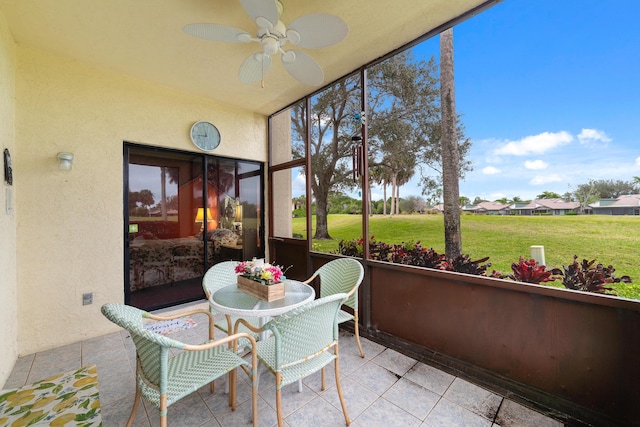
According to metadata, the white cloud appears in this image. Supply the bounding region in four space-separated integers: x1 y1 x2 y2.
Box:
636 156 640 166
524 160 548 170
482 166 501 175
493 131 573 156
578 128 612 144
371 191 385 201
530 174 563 185
291 172 306 196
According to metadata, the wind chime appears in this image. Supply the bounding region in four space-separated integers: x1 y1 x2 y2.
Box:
350 107 365 183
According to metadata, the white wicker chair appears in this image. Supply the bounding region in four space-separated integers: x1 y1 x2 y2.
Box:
101 303 257 427
304 258 366 357
236 293 351 427
202 261 261 336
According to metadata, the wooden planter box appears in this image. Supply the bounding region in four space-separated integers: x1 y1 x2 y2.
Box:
237 275 285 301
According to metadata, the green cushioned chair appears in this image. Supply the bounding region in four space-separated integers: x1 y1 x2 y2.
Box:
304 258 366 357
101 303 257 427
236 293 351 427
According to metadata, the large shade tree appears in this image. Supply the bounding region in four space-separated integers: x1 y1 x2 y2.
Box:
290 48 469 239
575 179 638 199
291 77 360 239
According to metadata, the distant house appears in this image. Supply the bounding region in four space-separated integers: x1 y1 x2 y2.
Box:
589 194 640 215
507 199 580 216
507 201 538 215
533 198 580 215
430 203 445 213
464 201 509 215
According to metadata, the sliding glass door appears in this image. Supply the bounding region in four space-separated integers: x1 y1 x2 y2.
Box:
125 144 264 310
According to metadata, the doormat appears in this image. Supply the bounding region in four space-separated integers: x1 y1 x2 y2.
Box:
144 317 196 336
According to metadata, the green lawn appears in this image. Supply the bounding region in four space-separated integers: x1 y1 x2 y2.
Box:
294 214 640 300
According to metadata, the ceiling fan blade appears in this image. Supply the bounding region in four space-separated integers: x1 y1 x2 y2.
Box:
287 14 348 49
238 53 272 84
183 23 250 43
240 0 279 29
281 50 324 86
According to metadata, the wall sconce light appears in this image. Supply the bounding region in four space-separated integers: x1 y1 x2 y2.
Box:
57 152 74 171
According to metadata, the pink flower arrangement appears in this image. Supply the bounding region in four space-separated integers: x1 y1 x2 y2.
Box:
235 259 284 285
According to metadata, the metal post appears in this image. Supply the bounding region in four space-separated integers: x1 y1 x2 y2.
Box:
530 245 546 265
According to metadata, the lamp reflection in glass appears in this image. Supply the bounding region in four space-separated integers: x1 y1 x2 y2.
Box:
233 201 243 239
195 207 214 231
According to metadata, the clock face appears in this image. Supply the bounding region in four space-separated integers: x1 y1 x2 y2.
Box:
190 121 221 151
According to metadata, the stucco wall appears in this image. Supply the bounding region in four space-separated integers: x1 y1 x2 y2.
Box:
15 46 267 355
0 9 17 386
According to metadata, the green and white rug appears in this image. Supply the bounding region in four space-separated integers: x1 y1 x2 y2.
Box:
0 365 101 426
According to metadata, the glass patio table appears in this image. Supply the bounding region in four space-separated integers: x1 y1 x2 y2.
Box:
209 279 316 392
208 279 315 320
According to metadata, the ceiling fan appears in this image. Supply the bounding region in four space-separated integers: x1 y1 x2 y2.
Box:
183 0 348 87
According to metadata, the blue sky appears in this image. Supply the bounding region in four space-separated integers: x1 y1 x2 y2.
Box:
385 0 640 202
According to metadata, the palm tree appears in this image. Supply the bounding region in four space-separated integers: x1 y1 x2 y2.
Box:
510 196 523 203
369 164 391 216
536 191 561 199
440 28 461 258
633 176 640 193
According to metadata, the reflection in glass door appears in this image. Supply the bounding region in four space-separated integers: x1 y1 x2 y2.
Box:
125 144 264 310
126 148 205 310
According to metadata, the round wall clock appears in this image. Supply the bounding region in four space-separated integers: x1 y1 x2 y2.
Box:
190 121 221 152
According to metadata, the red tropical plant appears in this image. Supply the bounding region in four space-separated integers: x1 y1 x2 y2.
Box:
559 255 631 295
506 257 561 284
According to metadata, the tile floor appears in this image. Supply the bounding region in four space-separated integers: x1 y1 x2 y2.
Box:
3 301 566 427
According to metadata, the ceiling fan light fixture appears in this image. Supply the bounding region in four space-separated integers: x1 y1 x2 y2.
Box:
261 37 280 55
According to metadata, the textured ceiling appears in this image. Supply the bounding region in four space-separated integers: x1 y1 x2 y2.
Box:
1 0 497 116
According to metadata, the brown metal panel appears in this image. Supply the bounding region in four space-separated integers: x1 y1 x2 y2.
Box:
369 262 640 426
269 238 309 281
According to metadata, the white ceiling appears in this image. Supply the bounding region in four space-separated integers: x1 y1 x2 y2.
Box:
0 0 497 116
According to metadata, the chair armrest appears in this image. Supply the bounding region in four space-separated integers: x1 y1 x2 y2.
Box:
146 308 211 322
183 331 256 353
184 332 259 382
233 318 265 334
302 273 318 284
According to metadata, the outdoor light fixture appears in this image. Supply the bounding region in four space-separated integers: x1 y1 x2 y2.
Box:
57 152 74 171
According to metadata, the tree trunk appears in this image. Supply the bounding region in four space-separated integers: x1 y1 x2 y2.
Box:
160 167 167 220
368 182 373 216
440 28 462 258
390 174 397 217
395 184 400 215
383 181 387 215
313 186 332 239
